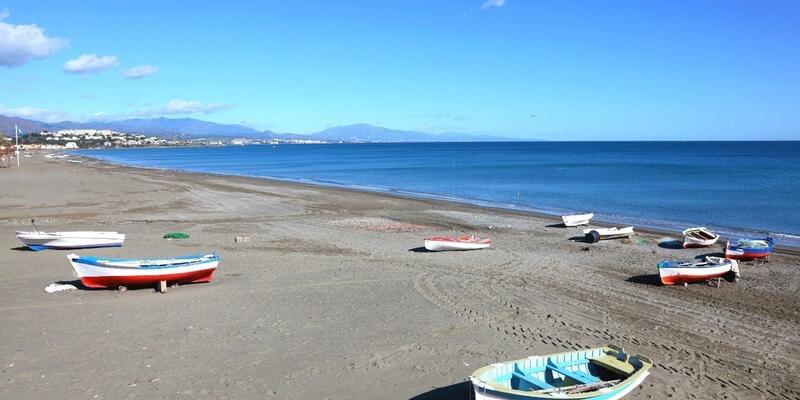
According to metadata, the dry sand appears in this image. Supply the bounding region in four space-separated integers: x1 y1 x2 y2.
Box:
1 156 799 400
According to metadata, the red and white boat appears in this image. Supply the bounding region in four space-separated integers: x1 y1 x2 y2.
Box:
657 256 739 285
67 253 219 289
682 227 719 248
424 236 491 251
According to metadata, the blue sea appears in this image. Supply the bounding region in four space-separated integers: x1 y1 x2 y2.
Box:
76 142 800 248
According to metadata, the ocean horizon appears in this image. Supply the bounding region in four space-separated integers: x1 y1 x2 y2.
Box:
76 141 800 248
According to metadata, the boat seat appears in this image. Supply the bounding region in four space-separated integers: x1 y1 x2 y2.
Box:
589 355 635 376
547 362 600 385
512 371 554 390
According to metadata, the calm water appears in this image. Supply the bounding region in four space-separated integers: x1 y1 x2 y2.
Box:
77 142 800 247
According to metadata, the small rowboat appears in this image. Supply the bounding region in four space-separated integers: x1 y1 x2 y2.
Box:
470 345 652 400
725 237 774 260
682 227 719 248
424 235 490 251
16 231 125 251
561 212 593 227
657 256 739 285
67 253 219 289
583 226 634 243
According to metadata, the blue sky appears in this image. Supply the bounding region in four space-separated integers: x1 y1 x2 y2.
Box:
1 1 798 140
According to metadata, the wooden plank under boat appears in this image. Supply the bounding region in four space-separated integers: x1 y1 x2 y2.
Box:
16 231 125 251
470 345 652 399
583 227 634 243
657 256 739 285
724 237 774 260
67 253 219 289
561 212 594 227
424 235 490 251
681 227 719 248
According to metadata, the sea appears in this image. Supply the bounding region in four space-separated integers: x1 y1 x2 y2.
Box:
75 141 800 248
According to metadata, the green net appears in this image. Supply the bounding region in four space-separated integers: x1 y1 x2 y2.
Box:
163 232 190 239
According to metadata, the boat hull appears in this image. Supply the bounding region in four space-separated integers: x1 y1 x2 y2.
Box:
16 231 125 251
658 261 736 285
681 227 719 248
583 227 634 243
424 238 490 251
562 213 593 227
471 371 650 400
68 254 218 289
724 238 774 260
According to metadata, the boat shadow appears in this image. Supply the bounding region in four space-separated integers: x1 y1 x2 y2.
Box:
568 235 592 243
55 279 92 290
546 223 567 228
11 246 32 251
657 239 684 249
408 246 433 253
410 381 471 400
626 274 661 286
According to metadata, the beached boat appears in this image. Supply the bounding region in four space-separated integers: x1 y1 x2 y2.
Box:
561 212 594 227
583 227 634 243
657 256 739 285
470 345 652 400
725 237 774 260
682 227 719 248
424 235 490 251
16 231 125 251
67 253 219 289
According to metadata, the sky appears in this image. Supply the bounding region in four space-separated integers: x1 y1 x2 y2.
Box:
0 0 798 140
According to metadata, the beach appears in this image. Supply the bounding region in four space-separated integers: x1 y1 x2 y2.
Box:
1 156 799 400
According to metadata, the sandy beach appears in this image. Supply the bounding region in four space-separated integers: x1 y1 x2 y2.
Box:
1 156 799 400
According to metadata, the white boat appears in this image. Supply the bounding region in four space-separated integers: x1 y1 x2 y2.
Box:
561 212 593 226
67 253 219 289
682 227 719 248
424 235 491 251
583 226 634 243
657 256 739 285
16 231 125 251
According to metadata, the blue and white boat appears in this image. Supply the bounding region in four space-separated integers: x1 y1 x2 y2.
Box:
725 237 774 260
16 231 125 251
470 345 652 399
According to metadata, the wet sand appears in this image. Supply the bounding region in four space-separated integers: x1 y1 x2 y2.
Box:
1 156 799 399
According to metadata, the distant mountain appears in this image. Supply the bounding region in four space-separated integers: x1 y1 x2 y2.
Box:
0 114 518 142
309 123 514 142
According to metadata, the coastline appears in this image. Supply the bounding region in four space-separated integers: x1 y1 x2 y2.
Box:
2 156 799 399
73 151 800 254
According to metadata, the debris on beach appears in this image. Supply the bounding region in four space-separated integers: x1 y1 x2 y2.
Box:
163 232 190 240
234 236 251 243
44 283 77 293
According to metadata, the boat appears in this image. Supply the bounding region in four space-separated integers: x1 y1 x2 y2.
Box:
561 212 594 227
67 253 219 289
583 227 634 243
16 231 125 251
470 345 652 400
424 235 491 251
725 237 774 260
657 256 739 285
682 227 719 248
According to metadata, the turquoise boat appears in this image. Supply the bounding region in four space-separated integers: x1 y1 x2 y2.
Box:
469 345 652 399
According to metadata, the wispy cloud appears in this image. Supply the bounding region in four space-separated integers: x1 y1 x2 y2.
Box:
481 0 506 10
123 64 158 79
0 103 69 123
0 12 68 67
404 112 469 122
157 99 233 115
63 54 119 74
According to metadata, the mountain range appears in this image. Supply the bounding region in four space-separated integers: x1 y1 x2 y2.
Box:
0 114 516 143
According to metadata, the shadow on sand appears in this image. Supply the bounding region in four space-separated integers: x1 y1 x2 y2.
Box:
545 223 567 228
568 235 592 243
657 240 684 249
54 279 91 290
11 246 32 251
410 381 471 400
408 246 433 253
626 274 661 286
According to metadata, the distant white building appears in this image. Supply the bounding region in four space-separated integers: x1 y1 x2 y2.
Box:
65 142 79 149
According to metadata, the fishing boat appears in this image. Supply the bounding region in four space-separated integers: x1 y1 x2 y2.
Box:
725 237 774 260
561 212 594 227
657 256 739 285
470 345 652 400
16 231 125 251
583 227 634 243
681 227 719 248
67 253 219 289
424 235 491 251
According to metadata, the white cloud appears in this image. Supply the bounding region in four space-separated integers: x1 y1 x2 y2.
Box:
63 54 119 74
159 99 233 115
0 103 69 123
0 13 68 67
481 0 505 9
123 64 158 79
